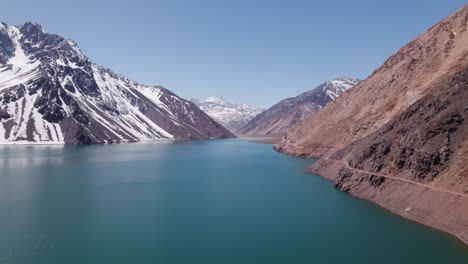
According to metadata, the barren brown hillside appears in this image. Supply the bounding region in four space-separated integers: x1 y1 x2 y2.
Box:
332 65 468 193
276 5 468 158
275 5 468 245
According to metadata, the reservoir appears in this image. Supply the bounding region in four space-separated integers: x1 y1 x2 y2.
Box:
0 139 467 263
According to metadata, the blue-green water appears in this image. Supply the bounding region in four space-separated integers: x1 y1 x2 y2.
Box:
0 139 466 263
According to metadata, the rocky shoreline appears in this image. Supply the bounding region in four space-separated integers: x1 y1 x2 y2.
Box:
271 5 468 248
303 158 468 247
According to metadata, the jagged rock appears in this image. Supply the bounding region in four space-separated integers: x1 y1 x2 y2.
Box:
334 168 354 192
368 175 386 187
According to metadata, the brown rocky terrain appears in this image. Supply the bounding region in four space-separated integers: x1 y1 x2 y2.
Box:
239 77 358 136
277 5 468 158
332 67 468 194
275 5 468 245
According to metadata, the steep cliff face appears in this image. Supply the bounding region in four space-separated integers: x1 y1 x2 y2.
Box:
0 22 233 144
240 77 358 136
276 5 468 157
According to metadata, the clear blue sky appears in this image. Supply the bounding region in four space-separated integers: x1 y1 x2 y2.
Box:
3 0 466 107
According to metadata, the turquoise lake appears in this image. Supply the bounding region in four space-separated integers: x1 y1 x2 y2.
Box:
0 139 467 263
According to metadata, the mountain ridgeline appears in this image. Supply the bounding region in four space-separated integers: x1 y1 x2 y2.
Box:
189 97 264 133
239 77 359 136
0 22 234 144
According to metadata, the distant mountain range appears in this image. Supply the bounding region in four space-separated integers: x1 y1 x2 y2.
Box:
189 97 264 133
239 77 359 136
0 22 233 144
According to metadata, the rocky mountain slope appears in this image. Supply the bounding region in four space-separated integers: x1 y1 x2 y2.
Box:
277 6 468 157
276 5 468 244
331 65 468 193
239 77 359 136
0 22 233 144
189 97 264 133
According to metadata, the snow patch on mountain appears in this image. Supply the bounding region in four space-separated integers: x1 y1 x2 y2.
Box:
240 77 360 135
0 27 41 91
189 97 264 133
0 22 233 144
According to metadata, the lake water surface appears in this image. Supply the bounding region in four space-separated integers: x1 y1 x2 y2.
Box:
0 139 467 263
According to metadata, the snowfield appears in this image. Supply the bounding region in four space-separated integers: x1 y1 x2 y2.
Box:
189 97 264 133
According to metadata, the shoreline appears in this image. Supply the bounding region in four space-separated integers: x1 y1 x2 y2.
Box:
305 158 468 247
235 134 284 144
0 137 230 146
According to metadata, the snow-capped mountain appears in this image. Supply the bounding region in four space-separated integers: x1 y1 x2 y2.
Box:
0 22 233 144
189 97 264 133
240 77 359 135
